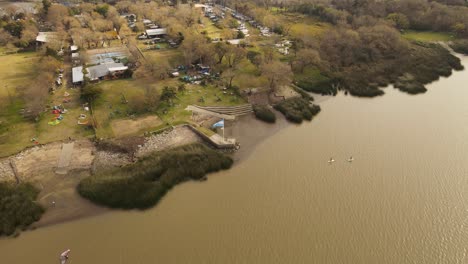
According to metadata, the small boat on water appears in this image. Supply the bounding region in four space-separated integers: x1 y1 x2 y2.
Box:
347 156 354 162
328 158 335 163
60 249 71 264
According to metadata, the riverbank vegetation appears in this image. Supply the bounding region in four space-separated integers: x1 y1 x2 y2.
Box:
450 40 468 55
77 143 233 209
274 97 321 124
0 182 44 236
253 105 276 123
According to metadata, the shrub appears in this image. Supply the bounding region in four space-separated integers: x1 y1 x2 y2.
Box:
0 182 44 236
450 39 468 55
78 143 233 209
160 86 176 101
253 105 276 123
274 97 321 123
81 85 103 102
296 78 334 95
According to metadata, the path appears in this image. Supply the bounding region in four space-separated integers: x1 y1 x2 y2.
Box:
55 142 74 175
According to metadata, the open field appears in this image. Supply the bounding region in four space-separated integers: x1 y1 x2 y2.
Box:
0 52 37 98
111 115 162 138
402 30 455 42
157 83 246 123
92 78 180 138
35 88 94 145
199 16 223 39
289 19 330 39
0 52 39 157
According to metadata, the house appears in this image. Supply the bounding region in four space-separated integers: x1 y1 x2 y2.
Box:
72 62 128 84
36 32 61 43
145 28 167 38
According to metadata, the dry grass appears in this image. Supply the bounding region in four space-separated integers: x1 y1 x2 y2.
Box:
111 115 163 138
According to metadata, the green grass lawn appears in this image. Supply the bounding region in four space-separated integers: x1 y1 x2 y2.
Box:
157 83 246 124
199 16 224 40
402 30 455 42
92 79 149 138
289 21 330 39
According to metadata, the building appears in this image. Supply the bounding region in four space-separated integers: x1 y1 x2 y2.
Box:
72 62 128 84
36 32 61 43
72 66 84 85
145 28 167 38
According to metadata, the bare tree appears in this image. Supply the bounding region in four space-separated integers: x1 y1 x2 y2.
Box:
261 61 293 92
225 45 246 68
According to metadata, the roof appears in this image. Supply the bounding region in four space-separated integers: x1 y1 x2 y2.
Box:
108 66 128 72
71 53 79 58
72 66 84 83
146 28 167 36
74 60 128 82
70 45 78 51
227 39 242 45
36 32 60 43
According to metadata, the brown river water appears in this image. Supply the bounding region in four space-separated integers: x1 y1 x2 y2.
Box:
1 55 468 263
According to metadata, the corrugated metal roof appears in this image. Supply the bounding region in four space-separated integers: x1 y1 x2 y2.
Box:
36 32 60 43
145 28 167 36
72 66 84 83
73 62 127 82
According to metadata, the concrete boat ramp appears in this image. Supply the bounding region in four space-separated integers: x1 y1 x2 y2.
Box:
55 142 74 175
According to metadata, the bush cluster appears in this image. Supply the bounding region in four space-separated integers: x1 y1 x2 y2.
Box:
450 39 468 55
78 143 233 209
296 78 335 95
0 182 44 236
274 97 321 123
253 106 276 123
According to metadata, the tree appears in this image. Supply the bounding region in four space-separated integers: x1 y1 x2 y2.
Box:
82 85 103 102
46 5 69 30
225 45 246 68
180 32 208 65
0 29 14 46
260 61 293 92
452 23 466 37
214 42 229 64
42 0 51 15
293 49 321 73
386 13 409 30
262 46 275 64
95 5 109 18
222 67 237 88
160 86 176 102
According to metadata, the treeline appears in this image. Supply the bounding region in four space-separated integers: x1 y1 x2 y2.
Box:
0 9 38 49
78 143 233 209
259 0 466 96
0 182 44 236
289 0 468 37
